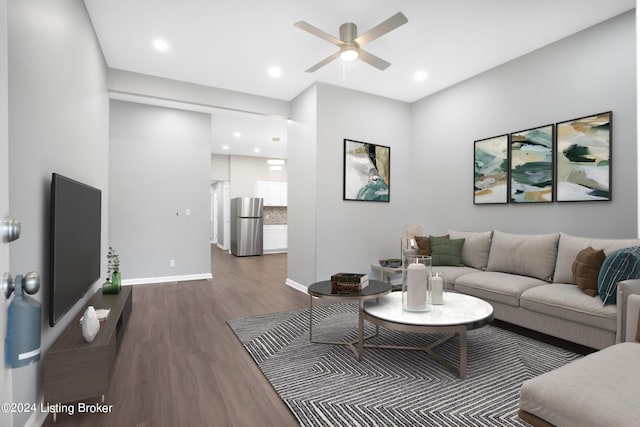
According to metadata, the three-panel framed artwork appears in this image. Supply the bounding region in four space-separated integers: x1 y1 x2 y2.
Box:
474 111 611 205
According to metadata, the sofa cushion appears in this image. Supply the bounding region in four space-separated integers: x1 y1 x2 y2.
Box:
448 229 493 270
520 284 616 331
572 247 606 297
430 236 464 266
553 233 640 284
519 342 640 427
487 231 559 281
598 246 640 305
431 266 480 287
454 271 547 307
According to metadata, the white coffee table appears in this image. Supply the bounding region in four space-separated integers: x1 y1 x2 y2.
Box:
362 292 493 378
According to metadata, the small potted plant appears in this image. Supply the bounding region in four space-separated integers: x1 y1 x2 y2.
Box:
102 246 121 294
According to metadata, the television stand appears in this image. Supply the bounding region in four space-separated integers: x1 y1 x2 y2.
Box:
43 286 132 420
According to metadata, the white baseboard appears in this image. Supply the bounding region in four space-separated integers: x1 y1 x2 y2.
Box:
122 273 212 286
285 278 307 293
25 401 47 427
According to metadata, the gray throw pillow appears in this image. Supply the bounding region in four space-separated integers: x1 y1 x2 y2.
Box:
448 229 493 269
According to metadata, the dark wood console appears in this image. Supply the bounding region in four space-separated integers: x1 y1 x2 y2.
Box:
43 286 132 407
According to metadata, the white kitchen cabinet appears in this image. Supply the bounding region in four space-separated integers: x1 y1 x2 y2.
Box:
256 181 287 206
263 224 287 252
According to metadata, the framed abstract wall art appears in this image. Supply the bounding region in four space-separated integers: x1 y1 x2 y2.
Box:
555 111 611 202
474 134 509 204
510 124 554 203
343 139 390 202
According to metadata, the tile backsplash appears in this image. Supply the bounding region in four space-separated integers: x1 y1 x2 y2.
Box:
264 206 287 225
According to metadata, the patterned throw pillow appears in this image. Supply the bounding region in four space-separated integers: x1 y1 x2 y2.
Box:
430 236 465 266
597 246 640 305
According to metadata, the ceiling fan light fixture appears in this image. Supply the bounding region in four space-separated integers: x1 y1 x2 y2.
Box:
340 47 359 62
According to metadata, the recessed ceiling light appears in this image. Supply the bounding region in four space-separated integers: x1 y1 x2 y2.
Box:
222 145 229 150
268 66 282 78
254 148 260 153
267 159 285 165
153 39 169 52
414 70 428 82
233 132 242 138
272 137 281 142
269 165 283 171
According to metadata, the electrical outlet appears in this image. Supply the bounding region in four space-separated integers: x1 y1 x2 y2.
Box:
169 259 175 267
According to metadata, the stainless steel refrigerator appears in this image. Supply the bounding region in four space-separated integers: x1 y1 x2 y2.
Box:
230 197 264 256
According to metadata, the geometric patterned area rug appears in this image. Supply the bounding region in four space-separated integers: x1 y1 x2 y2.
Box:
228 303 582 427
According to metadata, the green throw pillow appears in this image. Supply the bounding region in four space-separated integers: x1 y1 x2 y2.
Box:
430 236 465 266
598 246 640 305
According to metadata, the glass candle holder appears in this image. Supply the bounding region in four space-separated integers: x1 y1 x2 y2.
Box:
402 255 432 312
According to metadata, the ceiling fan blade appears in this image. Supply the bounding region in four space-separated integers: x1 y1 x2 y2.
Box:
305 51 341 72
354 12 408 47
294 21 343 47
357 49 391 70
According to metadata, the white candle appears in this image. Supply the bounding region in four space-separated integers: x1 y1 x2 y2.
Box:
407 262 427 310
431 275 444 305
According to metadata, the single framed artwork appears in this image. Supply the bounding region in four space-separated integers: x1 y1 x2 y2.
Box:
510 124 554 203
556 111 611 202
474 134 509 204
343 139 390 202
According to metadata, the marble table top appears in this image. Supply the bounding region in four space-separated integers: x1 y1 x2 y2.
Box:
363 291 494 329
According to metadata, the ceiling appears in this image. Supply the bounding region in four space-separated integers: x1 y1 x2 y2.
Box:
84 0 636 158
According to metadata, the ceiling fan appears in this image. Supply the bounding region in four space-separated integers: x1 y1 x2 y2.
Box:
294 12 408 72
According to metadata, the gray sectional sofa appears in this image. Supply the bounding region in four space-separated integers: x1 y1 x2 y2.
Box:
518 294 640 426
424 229 640 350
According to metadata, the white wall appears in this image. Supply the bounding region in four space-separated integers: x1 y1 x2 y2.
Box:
109 100 211 282
411 11 636 238
7 0 109 425
108 68 290 118
227 155 287 198
211 154 230 181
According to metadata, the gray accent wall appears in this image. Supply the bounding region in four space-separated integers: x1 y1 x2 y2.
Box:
7 1 109 426
411 11 637 238
288 83 412 286
288 11 636 289
288 85 318 286
109 100 211 280
0 1 11 425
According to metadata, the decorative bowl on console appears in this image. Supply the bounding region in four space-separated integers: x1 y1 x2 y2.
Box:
387 259 401 268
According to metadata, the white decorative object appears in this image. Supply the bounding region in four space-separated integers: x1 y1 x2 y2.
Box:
431 273 444 305
81 306 100 343
402 256 431 312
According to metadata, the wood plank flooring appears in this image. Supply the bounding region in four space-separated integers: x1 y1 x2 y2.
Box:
44 246 308 426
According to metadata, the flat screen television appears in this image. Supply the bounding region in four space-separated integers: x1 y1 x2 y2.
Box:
49 173 102 327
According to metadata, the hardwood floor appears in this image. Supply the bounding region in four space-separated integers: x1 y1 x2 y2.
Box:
44 246 309 426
